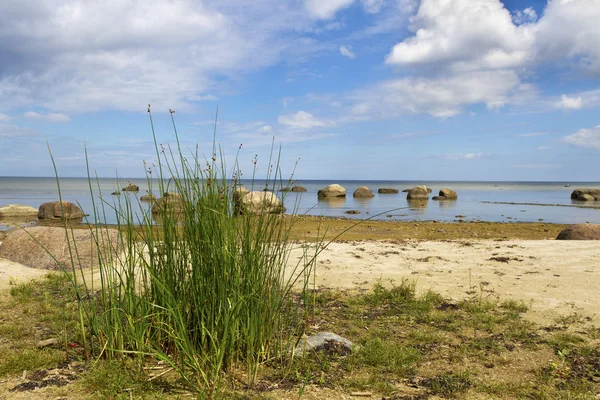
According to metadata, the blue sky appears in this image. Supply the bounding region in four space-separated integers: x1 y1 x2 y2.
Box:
1 0 600 181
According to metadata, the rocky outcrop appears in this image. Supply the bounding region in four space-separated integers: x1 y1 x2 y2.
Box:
0 226 120 270
38 201 85 220
151 192 185 214
378 188 399 194
318 184 347 198
122 184 140 192
406 186 430 200
240 191 285 214
556 224 600 240
0 204 38 218
571 189 600 201
292 186 307 192
353 186 375 198
432 188 458 200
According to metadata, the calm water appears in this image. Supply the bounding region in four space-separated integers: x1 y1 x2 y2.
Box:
1 177 599 230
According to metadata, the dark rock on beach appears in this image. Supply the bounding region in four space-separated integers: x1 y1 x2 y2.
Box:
378 188 398 194
571 189 600 201
38 201 84 220
353 186 375 198
318 184 346 198
556 224 600 240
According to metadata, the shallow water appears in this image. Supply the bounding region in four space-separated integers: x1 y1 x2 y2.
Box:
1 177 599 230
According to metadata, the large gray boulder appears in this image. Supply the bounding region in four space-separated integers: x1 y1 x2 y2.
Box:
571 189 600 201
240 192 285 214
406 186 430 200
353 186 375 198
318 184 346 198
556 224 600 240
0 226 120 270
0 204 38 218
38 201 85 220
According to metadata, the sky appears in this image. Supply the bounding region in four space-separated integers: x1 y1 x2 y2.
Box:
1 0 600 181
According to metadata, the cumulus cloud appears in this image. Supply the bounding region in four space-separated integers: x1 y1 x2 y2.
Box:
385 0 534 72
563 125 600 150
0 0 326 113
361 0 385 14
24 111 70 122
0 113 10 121
304 0 354 19
556 94 583 110
339 45 355 59
512 7 537 25
278 111 332 129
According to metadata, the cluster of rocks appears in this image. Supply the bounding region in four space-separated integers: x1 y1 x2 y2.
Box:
315 184 459 202
571 189 600 201
0 201 86 222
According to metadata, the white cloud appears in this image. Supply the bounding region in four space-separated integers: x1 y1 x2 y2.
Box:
339 45 355 59
24 111 70 122
349 70 528 118
0 113 10 121
278 111 332 129
442 152 484 160
556 94 583 110
304 0 354 19
385 0 534 72
361 0 384 14
512 7 537 25
563 125 600 150
257 125 273 133
537 146 549 150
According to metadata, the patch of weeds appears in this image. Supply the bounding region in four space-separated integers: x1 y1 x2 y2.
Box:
423 371 473 398
354 337 420 375
0 348 65 377
547 333 586 352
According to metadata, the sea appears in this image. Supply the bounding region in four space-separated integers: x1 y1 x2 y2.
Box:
1 176 599 231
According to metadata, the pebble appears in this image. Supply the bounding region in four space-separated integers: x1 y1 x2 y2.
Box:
37 338 59 349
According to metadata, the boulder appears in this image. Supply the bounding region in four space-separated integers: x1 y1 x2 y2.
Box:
151 193 185 214
317 184 346 198
556 224 600 240
294 332 354 357
406 186 430 200
0 226 120 270
122 184 140 192
140 194 156 202
292 186 307 192
111 191 121 195
0 204 38 218
571 189 600 201
279 187 292 192
344 210 361 214
432 196 443 200
353 186 375 198
240 191 285 214
403 186 432 193
438 188 458 200
378 188 398 194
38 201 84 220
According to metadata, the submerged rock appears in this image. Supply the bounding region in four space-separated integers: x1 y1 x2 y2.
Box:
406 186 430 200
378 188 398 194
122 184 140 192
353 186 375 198
292 186 307 192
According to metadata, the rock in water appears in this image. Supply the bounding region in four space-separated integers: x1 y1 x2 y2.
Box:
378 188 398 194
38 201 84 220
240 192 285 214
353 186 375 198
434 188 458 200
292 186 307 192
406 186 430 200
151 192 185 214
0 226 120 270
318 184 347 198
571 189 600 201
122 184 140 192
556 224 600 240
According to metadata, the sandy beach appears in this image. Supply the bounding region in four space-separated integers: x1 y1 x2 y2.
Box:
1 229 598 326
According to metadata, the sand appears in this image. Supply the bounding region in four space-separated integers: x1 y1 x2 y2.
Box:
1 237 599 325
